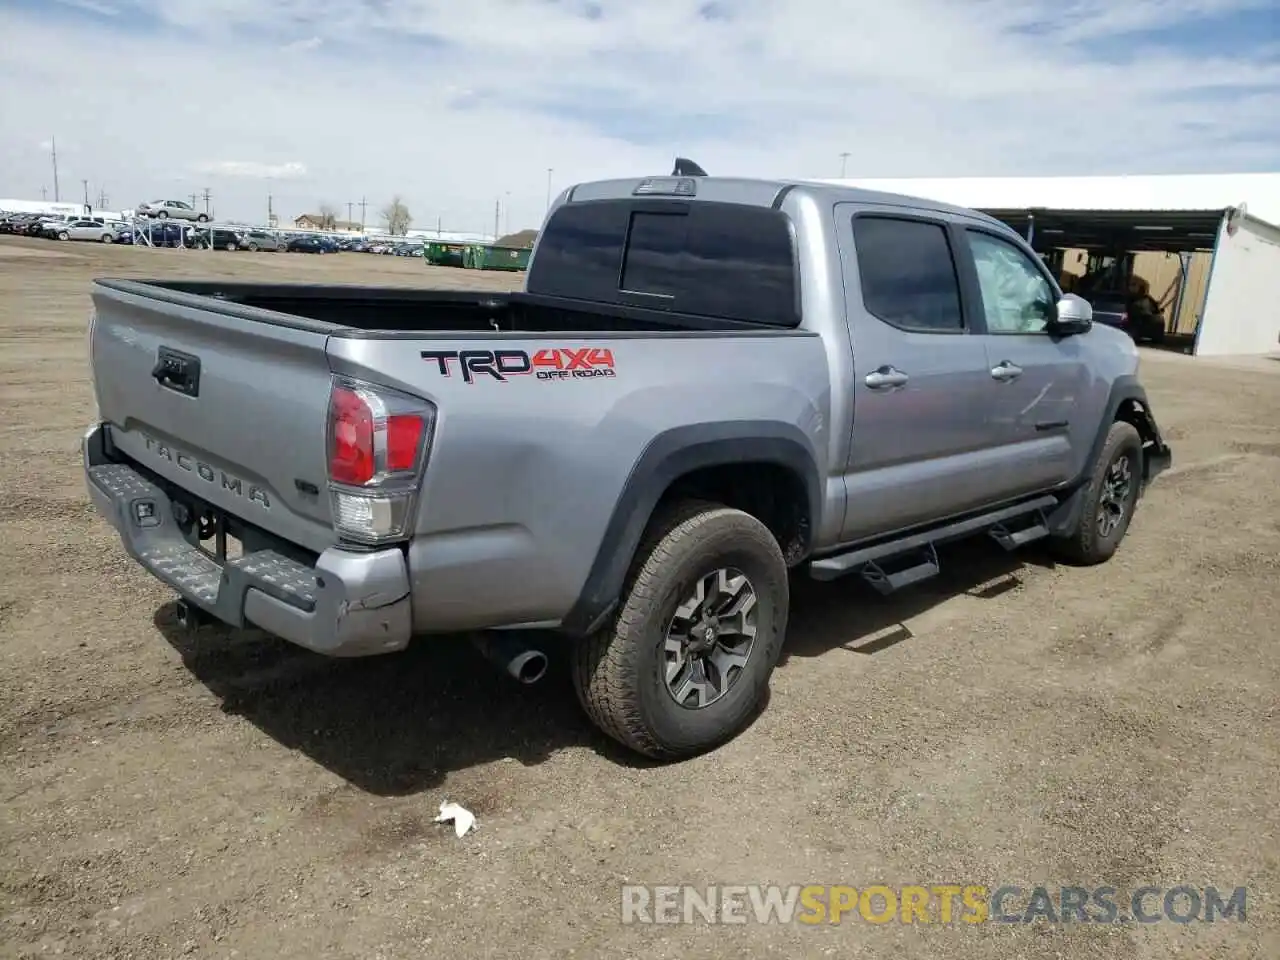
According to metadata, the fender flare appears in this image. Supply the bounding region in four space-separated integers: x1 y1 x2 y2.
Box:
1048 375 1171 536
559 421 822 637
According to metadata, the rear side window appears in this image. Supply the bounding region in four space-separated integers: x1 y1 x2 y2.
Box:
528 200 798 327
852 216 964 332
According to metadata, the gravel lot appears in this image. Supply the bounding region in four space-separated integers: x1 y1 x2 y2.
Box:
1 236 1277 959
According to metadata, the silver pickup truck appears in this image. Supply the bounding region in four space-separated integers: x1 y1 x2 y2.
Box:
83 172 1171 760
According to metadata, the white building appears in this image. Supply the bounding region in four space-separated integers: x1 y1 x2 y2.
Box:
816 173 1280 358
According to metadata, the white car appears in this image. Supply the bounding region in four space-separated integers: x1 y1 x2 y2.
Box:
54 219 125 242
136 200 210 222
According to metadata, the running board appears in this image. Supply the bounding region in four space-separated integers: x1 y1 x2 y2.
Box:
809 495 1058 585
988 510 1051 552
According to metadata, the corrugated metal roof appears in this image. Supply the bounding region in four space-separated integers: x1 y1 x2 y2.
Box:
812 173 1280 228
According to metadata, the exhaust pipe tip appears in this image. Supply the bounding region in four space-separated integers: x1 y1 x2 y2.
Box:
508 650 548 685
472 633 550 685
173 600 210 630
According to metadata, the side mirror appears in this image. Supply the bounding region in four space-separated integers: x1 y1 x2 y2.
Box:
1048 293 1093 336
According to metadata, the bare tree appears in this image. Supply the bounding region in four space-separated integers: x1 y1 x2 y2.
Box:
381 196 412 236
317 203 339 231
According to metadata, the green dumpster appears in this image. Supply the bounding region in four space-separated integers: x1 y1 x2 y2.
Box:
424 241 467 267
467 243 532 272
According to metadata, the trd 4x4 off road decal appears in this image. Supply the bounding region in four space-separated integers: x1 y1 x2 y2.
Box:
420 348 616 383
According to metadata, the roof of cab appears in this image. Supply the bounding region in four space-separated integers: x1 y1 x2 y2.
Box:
565 175 1010 231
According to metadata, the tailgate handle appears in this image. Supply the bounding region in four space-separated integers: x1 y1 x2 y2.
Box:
152 346 201 397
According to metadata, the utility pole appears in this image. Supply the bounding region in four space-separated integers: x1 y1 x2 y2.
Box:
50 136 60 202
200 187 211 215
189 192 198 207
839 152 850 178
267 193 274 227
346 201 354 227
437 214 442 236
493 199 500 241
545 167 553 213
41 186 48 201
82 179 90 207
358 196 367 232
97 187 109 208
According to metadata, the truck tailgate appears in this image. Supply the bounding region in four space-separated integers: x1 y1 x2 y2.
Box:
89 281 338 553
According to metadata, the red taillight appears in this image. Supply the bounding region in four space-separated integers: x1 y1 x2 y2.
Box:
326 379 434 487
329 385 375 485
386 415 424 472
325 377 435 545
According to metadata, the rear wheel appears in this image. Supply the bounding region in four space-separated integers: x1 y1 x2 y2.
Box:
57 231 69 241
101 233 113 243
1052 421 1144 565
197 214 209 223
156 211 169 219
572 501 789 760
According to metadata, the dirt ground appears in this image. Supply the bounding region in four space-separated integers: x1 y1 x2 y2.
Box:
1 236 1277 960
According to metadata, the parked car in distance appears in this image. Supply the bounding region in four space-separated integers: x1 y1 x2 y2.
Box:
83 172 1173 760
53 219 124 243
285 235 337 254
119 221 189 247
191 227 244 251
239 230 284 252
137 200 210 223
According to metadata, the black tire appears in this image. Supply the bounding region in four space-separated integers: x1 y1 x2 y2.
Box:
197 214 209 223
572 500 789 760
156 211 168 219
1052 421 1144 565
246 243 258 252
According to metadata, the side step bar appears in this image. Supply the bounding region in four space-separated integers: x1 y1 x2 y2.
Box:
809 495 1058 588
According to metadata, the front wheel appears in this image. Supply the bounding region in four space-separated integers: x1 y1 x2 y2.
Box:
101 233 113 243
572 501 789 760
57 231 69 241
197 214 209 223
1051 421 1144 565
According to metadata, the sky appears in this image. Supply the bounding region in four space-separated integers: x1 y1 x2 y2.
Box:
0 0 1277 234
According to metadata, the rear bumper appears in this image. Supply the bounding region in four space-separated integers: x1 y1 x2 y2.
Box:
83 423 412 657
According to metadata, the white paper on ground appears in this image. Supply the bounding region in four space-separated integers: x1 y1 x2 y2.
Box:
434 800 476 838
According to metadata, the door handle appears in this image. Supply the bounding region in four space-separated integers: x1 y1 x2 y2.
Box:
864 366 909 389
990 360 1023 381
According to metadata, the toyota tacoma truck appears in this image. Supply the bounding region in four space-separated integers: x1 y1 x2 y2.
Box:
83 171 1172 760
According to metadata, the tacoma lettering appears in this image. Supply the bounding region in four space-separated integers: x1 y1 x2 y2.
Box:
142 436 270 508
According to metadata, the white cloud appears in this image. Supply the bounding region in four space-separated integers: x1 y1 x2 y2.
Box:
280 36 322 53
192 160 309 180
0 0 1276 232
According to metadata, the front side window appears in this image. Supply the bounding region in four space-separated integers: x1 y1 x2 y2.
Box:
967 231 1056 334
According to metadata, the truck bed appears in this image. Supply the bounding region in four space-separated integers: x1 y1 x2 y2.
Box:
102 279 758 335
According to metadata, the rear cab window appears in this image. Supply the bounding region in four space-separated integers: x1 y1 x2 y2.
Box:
527 199 799 327
851 216 965 333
